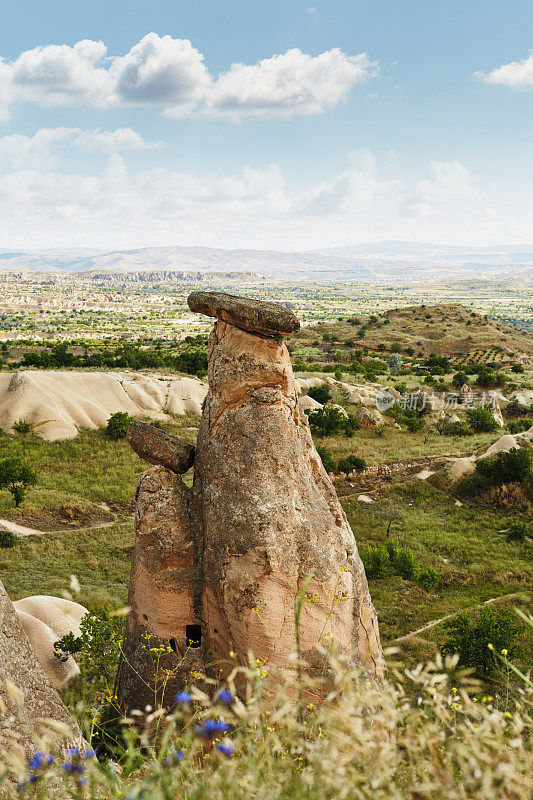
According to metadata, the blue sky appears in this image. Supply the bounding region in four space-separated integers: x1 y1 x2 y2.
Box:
0 0 532 250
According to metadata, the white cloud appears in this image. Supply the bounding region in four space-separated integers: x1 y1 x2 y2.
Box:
205 48 377 119
109 33 211 115
0 36 376 120
0 127 159 169
0 151 517 250
400 160 482 215
476 51 533 87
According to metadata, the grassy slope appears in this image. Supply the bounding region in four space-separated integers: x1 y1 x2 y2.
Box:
0 386 530 670
293 303 533 359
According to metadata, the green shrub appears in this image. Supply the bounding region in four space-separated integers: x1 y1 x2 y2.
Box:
510 364 524 373
337 455 366 474
418 567 440 591
306 406 359 437
12 418 33 434
0 529 16 548
307 385 332 404
465 407 499 433
441 607 520 677
105 411 130 440
315 445 336 473
54 608 126 696
505 399 530 418
0 457 37 507
507 419 531 434
475 447 531 485
360 544 390 579
506 521 528 543
436 419 471 436
451 370 469 388
455 473 491 498
392 545 420 579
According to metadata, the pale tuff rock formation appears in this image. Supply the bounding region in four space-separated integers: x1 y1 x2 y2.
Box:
0 371 208 440
12 596 88 690
447 429 533 481
116 293 382 711
0 580 76 755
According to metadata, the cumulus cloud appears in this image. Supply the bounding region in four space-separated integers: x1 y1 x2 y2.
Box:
0 151 510 250
0 35 375 120
400 160 482 215
0 127 159 169
204 48 377 119
476 51 533 87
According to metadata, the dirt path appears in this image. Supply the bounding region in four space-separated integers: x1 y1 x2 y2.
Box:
395 592 524 643
0 517 116 538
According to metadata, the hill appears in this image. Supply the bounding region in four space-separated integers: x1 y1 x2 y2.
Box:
1 241 533 282
293 303 533 362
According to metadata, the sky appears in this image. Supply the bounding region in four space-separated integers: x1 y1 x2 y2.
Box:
0 0 532 251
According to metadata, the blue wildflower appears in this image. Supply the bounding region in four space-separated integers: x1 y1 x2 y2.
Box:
84 748 96 759
175 691 192 704
163 749 185 765
66 746 80 757
195 719 231 739
216 742 234 758
217 689 234 705
28 752 45 771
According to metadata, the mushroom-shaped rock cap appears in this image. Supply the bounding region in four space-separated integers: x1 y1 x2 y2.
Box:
127 421 195 474
188 290 300 337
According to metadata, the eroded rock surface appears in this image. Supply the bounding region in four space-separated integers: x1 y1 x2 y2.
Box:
188 291 300 337
0 580 77 756
191 320 382 680
117 294 382 710
115 466 202 710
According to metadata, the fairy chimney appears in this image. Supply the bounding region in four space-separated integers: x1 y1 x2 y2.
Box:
115 293 383 711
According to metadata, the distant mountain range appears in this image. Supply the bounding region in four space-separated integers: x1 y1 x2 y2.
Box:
1 241 532 282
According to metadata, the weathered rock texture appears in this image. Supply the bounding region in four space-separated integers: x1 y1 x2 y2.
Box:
188 291 300 337
128 421 195 474
114 465 203 710
0 580 76 756
116 294 382 710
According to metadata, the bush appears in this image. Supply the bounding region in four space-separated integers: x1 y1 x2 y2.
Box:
54 608 126 696
418 567 440 591
387 353 402 374
0 529 16 548
12 418 33 434
392 545 420 580
455 473 490 498
337 455 366 474
306 406 358 437
106 412 130 440
441 607 520 677
307 385 332 404
451 370 469 388
0 457 37 507
505 399 530 418
510 363 524 373
315 445 336 473
475 447 531 485
507 419 531 434
436 419 471 437
465 407 499 433
360 544 390 578
506 521 528 543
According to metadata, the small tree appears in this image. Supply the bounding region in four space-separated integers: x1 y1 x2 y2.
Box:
337 455 366 474
0 457 37 507
106 412 130 440
441 607 519 678
307 385 332 405
315 445 336 473
466 407 499 433
387 353 403 374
